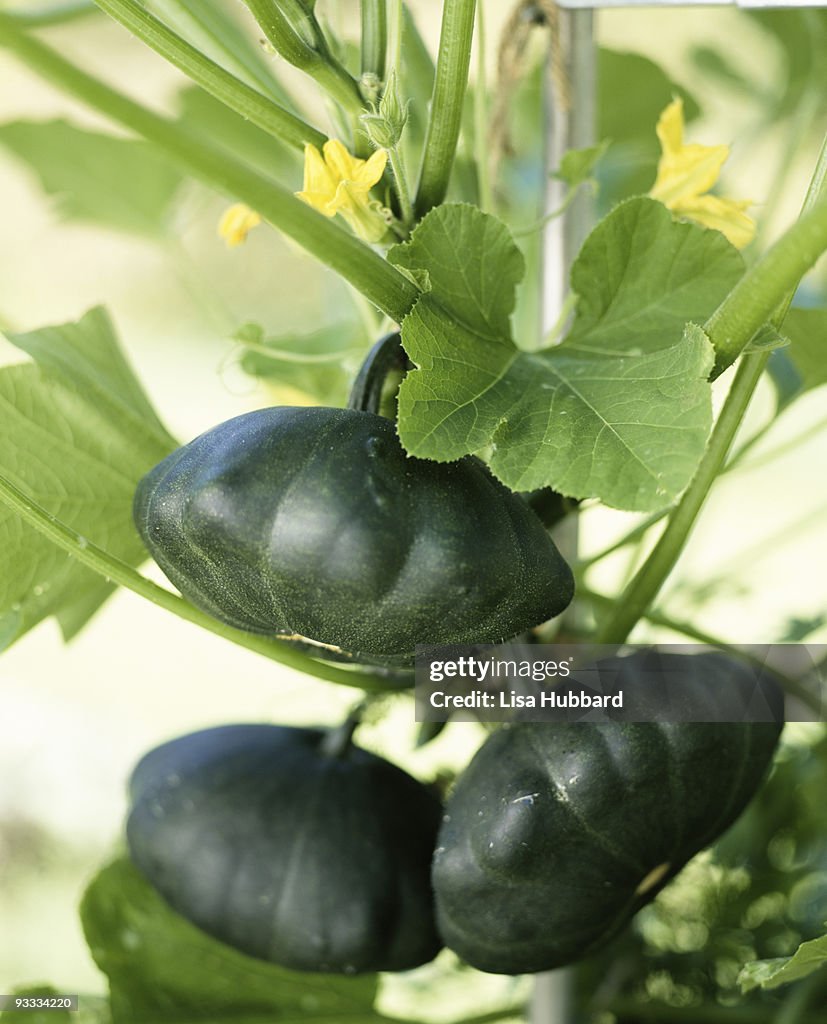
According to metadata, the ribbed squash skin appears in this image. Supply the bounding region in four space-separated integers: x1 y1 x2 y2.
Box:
127 724 443 973
132 407 574 660
432 652 783 974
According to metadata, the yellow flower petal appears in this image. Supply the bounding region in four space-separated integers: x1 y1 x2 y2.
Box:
301 144 337 198
354 147 388 189
651 142 730 206
295 138 389 243
648 97 755 249
322 139 359 182
218 203 262 247
671 194 756 249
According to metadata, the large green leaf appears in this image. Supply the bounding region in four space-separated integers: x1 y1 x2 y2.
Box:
392 200 743 512
81 859 381 1023
0 307 175 649
739 932 827 992
0 119 182 235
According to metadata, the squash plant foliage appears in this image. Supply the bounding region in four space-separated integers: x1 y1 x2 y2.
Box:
1 2 827 1023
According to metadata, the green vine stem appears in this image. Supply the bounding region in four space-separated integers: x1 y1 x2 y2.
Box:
711 190 827 375
0 14 419 323
597 159 827 645
92 0 326 152
388 143 415 228
241 0 364 116
145 0 294 109
0 471 412 691
361 0 387 81
414 0 477 217
473 0 492 213
580 587 823 715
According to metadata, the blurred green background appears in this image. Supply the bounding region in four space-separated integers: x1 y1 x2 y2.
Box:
0 0 826 1015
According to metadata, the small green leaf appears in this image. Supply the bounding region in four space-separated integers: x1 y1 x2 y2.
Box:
0 119 182 235
554 141 610 190
237 321 365 406
389 203 525 339
0 308 175 648
739 932 827 991
394 200 740 511
744 322 789 354
81 859 380 1023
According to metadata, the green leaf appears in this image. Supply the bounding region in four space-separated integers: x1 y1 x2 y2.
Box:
0 308 175 649
566 198 745 355
389 202 525 339
237 321 365 406
10 307 174 446
554 141 610 190
0 119 182 235
81 859 380 1023
739 932 827 991
393 200 742 512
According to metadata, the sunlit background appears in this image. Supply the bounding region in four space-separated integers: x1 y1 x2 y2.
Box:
1 0 825 1015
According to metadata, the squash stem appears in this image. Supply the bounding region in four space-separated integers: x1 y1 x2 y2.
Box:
348 330 406 413
320 705 365 758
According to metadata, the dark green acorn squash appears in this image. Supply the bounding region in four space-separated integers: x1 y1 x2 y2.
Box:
133 406 573 660
126 723 442 973
432 651 784 974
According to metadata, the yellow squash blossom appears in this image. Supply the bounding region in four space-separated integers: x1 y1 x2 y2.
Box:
218 203 262 247
296 139 388 244
649 98 755 249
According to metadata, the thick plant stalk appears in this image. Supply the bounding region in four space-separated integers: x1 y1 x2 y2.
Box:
414 0 477 216
241 0 365 114
361 0 387 80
